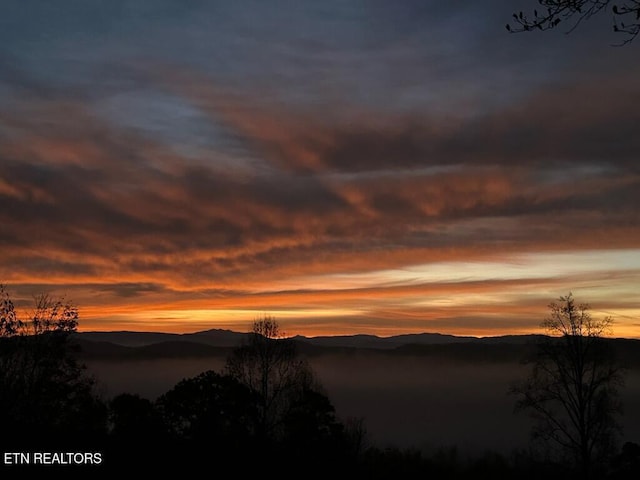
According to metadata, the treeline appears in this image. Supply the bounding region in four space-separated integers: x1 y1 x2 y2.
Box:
1 286 639 477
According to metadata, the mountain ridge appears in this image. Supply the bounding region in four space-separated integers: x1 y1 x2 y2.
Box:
74 329 640 365
76 328 630 348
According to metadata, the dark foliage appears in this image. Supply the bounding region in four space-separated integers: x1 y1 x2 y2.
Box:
156 370 257 448
0 285 106 450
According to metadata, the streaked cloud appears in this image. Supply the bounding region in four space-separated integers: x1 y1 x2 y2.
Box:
1 1 639 337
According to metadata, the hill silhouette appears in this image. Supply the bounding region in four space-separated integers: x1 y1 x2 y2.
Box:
76 329 640 366
78 328 544 348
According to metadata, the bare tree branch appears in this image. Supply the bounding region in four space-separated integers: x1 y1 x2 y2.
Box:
506 1 640 45
511 293 625 476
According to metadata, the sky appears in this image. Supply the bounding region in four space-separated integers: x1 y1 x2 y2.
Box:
1 0 639 337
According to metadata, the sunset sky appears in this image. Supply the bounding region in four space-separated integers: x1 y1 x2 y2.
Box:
2 1 639 337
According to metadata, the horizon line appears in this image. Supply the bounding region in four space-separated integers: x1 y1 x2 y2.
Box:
75 327 640 341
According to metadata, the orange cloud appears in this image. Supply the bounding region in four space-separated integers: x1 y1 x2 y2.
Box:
1 68 639 337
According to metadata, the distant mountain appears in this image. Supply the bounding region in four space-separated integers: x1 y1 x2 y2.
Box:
76 328 248 347
73 329 575 349
291 332 477 349
184 328 249 347
75 338 230 360
476 334 548 345
74 331 182 347
75 329 640 364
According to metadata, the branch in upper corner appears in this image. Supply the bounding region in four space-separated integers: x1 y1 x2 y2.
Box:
505 1 640 45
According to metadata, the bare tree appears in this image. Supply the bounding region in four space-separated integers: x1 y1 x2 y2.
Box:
506 1 640 45
511 293 625 477
225 315 314 441
344 416 370 460
0 284 104 443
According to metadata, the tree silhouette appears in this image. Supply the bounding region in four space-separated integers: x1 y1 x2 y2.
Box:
511 293 625 478
280 386 348 465
109 393 165 440
0 285 106 447
223 316 355 472
225 315 315 442
506 1 640 45
156 370 257 446
106 393 168 468
344 416 370 461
